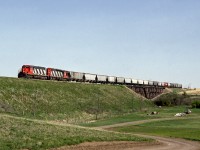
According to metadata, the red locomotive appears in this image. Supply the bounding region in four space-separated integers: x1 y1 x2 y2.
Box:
18 65 182 88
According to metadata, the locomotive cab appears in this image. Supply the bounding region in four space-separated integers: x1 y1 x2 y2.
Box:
18 65 46 79
18 65 33 78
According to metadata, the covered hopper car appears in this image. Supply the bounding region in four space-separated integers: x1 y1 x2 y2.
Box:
18 65 182 89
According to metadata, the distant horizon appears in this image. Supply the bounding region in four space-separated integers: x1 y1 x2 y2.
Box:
0 0 200 88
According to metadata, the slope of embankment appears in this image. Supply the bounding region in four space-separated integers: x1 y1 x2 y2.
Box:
0 114 151 150
0 77 153 123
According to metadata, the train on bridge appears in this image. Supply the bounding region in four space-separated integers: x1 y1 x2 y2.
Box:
18 65 182 99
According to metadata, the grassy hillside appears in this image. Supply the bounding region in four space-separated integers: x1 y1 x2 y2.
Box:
0 114 150 150
0 77 153 123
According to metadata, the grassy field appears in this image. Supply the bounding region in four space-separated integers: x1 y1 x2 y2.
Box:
2 77 199 149
80 112 159 127
0 115 151 150
0 77 153 123
113 117 200 141
111 107 200 141
80 106 200 127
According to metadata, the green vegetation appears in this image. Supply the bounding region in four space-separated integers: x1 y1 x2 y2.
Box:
192 101 200 108
172 88 185 93
0 115 150 150
152 106 200 117
0 77 153 123
113 117 200 141
80 106 200 141
80 112 160 127
80 106 200 127
154 92 185 106
154 90 200 107
2 77 199 149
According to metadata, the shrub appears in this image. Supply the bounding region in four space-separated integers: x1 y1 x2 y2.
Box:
154 92 184 106
192 101 200 108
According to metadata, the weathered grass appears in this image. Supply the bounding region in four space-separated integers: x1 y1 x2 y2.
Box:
0 115 151 150
0 77 153 123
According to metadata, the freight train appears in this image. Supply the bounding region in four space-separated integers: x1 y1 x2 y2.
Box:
18 65 182 88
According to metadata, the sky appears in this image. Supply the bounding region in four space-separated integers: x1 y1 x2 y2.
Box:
0 0 200 88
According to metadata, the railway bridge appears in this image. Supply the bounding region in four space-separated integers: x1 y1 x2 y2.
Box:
126 85 165 99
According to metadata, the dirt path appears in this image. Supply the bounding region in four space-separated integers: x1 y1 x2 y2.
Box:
94 116 200 129
66 116 200 150
133 134 200 150
51 135 200 150
50 116 200 150
2 114 200 150
93 117 200 150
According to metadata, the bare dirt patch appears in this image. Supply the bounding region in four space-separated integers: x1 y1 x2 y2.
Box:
50 135 200 150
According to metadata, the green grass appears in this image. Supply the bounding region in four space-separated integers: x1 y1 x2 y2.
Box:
0 115 151 150
154 106 200 117
112 108 200 141
80 112 160 127
80 106 200 127
0 77 154 123
2 77 200 149
172 88 185 93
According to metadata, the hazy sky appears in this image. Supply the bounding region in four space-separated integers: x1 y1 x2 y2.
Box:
0 0 200 88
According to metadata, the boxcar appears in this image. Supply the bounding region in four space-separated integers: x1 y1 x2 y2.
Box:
125 78 132 84
143 80 149 85
169 83 174 88
132 79 138 84
138 80 144 85
108 76 116 83
97 75 107 83
84 73 97 82
116 77 125 84
70 71 84 81
153 81 159 86
162 82 169 87
178 84 182 88
149 81 153 85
